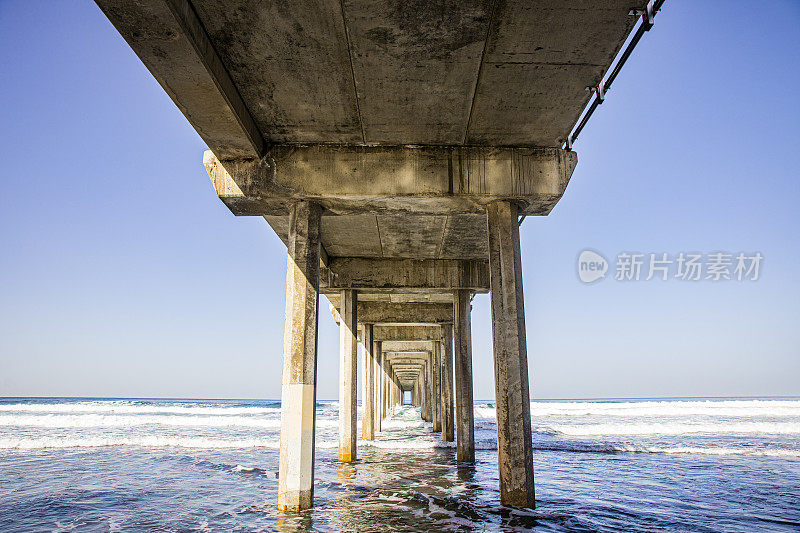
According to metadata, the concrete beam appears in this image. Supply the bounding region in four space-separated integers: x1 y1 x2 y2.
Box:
391 362 425 369
373 325 442 342
380 341 435 353
356 303 454 325
204 146 576 217
383 352 431 359
321 258 489 292
96 0 265 159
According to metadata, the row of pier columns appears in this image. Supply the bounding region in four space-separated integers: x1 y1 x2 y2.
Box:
277 200 534 511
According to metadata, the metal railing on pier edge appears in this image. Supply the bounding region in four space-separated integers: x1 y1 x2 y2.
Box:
519 0 667 227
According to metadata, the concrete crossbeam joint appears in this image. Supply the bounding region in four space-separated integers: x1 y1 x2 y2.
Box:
278 201 322 512
204 147 577 217
373 325 442 342
321 258 489 292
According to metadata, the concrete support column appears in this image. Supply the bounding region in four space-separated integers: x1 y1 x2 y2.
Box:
454 289 475 462
420 364 427 421
278 201 322 512
362 324 375 440
383 363 389 419
487 200 535 508
425 359 433 422
374 341 382 432
432 342 442 432
338 289 358 462
441 324 454 442
388 371 394 410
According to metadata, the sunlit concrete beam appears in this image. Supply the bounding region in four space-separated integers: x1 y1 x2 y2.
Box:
205 147 576 217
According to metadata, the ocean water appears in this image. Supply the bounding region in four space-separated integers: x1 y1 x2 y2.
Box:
1 397 799 532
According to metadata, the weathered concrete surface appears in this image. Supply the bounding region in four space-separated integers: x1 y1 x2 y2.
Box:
192 0 361 145
95 0 265 159
330 293 454 307
421 363 430 421
321 258 489 292
432 341 442 433
424 361 433 422
454 289 475 462
99 0 640 150
277 201 321 511
331 299 453 325
467 1 638 145
362 323 374 441
373 340 382 432
381 341 435 353
487 201 535 508
440 324 455 442
373 325 442 342
338 290 359 462
354 303 454 325
204 147 576 219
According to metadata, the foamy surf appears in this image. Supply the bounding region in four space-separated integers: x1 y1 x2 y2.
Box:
1 398 798 459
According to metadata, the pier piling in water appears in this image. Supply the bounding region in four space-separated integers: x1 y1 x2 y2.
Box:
277 201 321 512
455 290 476 463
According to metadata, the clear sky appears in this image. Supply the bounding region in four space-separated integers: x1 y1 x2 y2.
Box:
1 1 798 400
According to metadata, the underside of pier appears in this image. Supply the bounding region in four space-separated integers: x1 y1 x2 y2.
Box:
96 0 648 511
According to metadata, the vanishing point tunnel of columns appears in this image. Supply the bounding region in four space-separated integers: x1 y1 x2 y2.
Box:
95 0 655 512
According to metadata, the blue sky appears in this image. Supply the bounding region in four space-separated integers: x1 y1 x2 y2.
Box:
1 1 798 400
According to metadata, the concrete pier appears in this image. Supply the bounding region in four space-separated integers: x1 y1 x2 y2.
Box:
487 201 535 507
95 0 649 511
454 289 475 463
338 289 358 462
277 201 321 511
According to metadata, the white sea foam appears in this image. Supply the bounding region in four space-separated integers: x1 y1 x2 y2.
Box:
6 399 799 418
542 421 800 436
0 436 283 450
478 399 800 419
1 433 797 457
0 414 339 429
531 441 800 457
0 402 284 416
